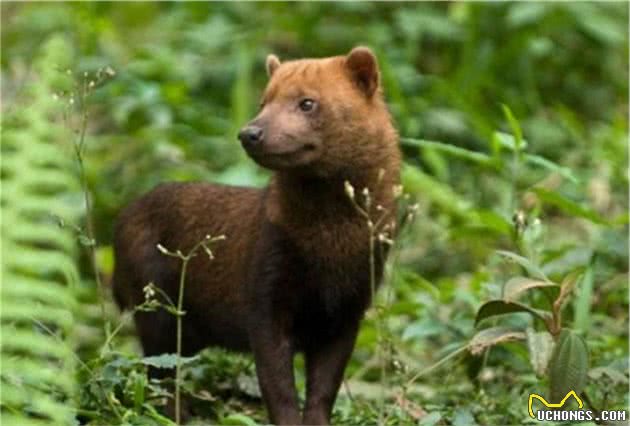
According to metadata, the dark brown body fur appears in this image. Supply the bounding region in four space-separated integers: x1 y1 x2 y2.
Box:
113 47 401 425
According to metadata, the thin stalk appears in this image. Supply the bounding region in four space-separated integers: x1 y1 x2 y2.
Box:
404 345 469 389
175 255 191 426
368 226 387 426
100 310 133 356
78 153 108 334
72 81 109 342
160 235 223 425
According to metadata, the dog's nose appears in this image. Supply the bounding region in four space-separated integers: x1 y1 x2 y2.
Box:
238 126 264 150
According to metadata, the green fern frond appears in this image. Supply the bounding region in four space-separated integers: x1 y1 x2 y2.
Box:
1 35 81 425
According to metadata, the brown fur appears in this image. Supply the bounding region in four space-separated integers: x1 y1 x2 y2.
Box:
113 47 401 425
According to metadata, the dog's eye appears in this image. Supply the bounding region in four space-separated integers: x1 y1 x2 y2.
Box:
299 98 316 112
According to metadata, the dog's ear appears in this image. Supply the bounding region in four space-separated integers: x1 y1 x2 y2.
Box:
345 47 379 97
266 54 281 78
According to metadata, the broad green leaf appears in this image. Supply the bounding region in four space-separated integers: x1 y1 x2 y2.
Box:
469 326 525 355
141 354 199 369
549 329 589 402
526 328 555 377
502 276 559 302
475 300 551 326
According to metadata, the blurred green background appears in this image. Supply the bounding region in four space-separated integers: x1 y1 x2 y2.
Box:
2 2 628 425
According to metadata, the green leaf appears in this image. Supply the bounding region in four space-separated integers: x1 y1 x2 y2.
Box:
419 411 443 426
141 354 199 369
502 276 559 302
453 408 477 426
78 234 96 247
401 164 473 219
402 271 441 300
526 328 555 377
549 329 589 402
588 366 628 385
1 34 81 426
573 267 594 333
220 413 259 426
523 154 579 184
501 104 523 151
469 326 526 355
556 269 585 309
475 210 513 236
475 300 551 326
96 245 115 276
133 372 146 411
507 3 549 27
493 131 528 151
401 138 495 167
496 250 552 283
532 188 612 225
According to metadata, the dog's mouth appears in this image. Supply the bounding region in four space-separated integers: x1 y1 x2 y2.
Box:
247 143 319 169
264 143 316 157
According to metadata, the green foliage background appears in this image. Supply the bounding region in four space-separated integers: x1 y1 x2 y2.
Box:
1 2 628 425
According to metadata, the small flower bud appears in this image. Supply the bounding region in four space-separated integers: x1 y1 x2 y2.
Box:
344 181 355 200
104 66 116 77
378 233 394 245
143 283 156 299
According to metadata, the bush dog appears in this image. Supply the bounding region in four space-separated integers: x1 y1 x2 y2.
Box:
113 46 401 425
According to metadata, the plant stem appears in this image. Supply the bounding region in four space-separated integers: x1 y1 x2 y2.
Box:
71 79 109 343
404 345 469 389
157 235 224 425
369 228 386 426
175 256 191 426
